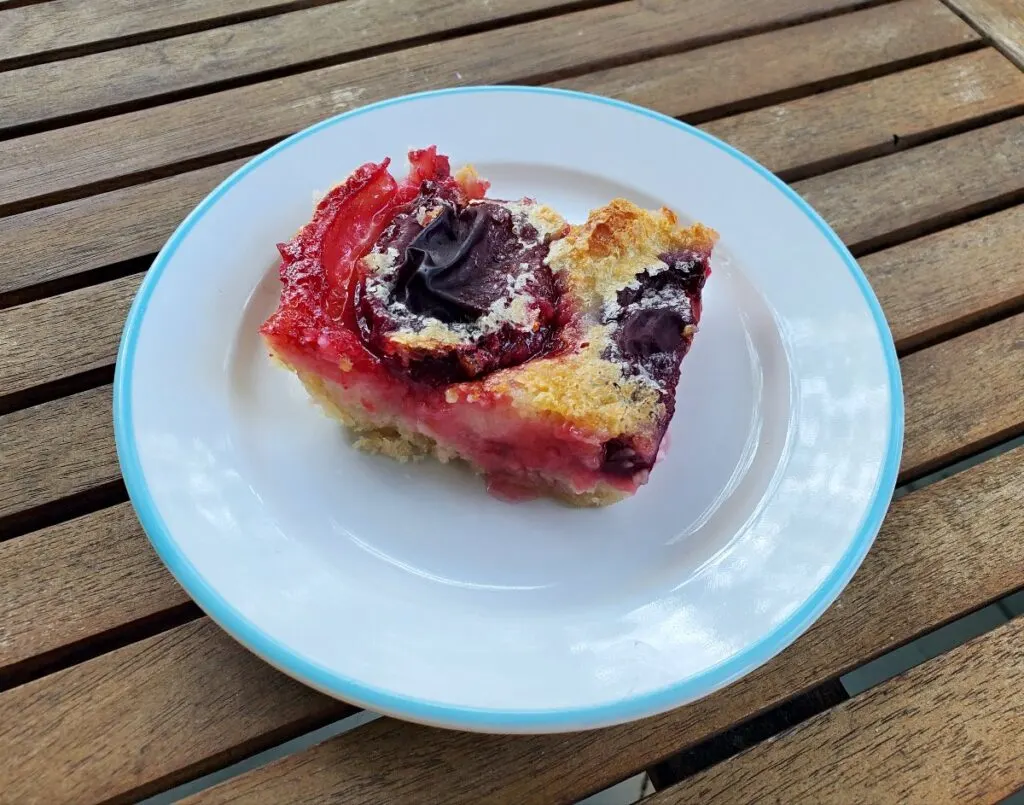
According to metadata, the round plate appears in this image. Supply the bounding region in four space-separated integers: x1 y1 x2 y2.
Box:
114 87 902 733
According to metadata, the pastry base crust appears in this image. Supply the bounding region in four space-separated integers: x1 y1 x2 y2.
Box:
277 353 628 508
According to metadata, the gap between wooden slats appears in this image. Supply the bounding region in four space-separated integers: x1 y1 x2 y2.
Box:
3 110 1023 415
3 439 1018 805
0 0 975 215
647 616 1024 805
0 0 629 136
0 0 984 296
0 0 354 71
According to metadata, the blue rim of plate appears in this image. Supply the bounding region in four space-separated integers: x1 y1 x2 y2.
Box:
114 85 904 732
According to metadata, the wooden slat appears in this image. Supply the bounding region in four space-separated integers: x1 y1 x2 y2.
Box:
3 252 1022 525
0 0 979 297
2 0 981 132
792 116 1024 252
0 0 325 66
556 0 979 118
901 312 1024 479
861 204 1024 352
703 48 1024 177
0 202 1017 701
650 618 1024 805
0 619 357 805
0 0 598 131
3 61 1018 306
0 159 245 297
0 0 940 212
6 108 1024 396
0 502 187 675
1 341 1022 801
0 386 115 521
152 444 1018 805
0 8 1015 805
0 274 140 396
947 0 1024 69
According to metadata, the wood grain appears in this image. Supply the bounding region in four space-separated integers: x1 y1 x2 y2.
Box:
0 213 1018 697
0 159 245 297
0 502 188 674
0 274 140 396
703 48 1024 177
0 4 1017 802
0 0 917 212
901 313 1024 480
861 204 1024 352
0 0 980 297
792 116 1024 252
557 0 979 119
3 421 1023 801
0 0 330 66
947 0 1024 69
0 386 116 521
2 228 1021 520
157 444 1019 805
651 617 1024 805
6 124 1024 400
0 0 601 130
0 619 356 805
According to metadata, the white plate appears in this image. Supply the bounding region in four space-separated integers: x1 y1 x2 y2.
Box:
114 87 902 734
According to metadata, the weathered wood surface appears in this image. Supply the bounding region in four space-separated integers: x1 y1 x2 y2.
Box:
947 0 1024 69
792 116 1024 253
860 205 1024 352
0 0 325 66
0 0 961 213
178 448 1024 805
558 0 980 120
0 619 357 805
0 159 245 297
0 0 601 131
649 617 1024 805
0 386 115 521
0 503 187 675
0 274 139 397
2 1 1024 802
703 48 1024 177
900 313 1024 480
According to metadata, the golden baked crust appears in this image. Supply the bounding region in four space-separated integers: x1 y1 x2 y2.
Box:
549 198 717 307
482 325 664 437
481 199 718 439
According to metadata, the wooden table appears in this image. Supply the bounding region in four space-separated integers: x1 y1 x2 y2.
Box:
2 1 1023 803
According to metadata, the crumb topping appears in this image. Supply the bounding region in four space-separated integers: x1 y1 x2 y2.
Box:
548 198 717 308
478 200 716 434
352 177 711 429
498 200 570 243
362 247 400 275
483 325 663 436
386 318 468 347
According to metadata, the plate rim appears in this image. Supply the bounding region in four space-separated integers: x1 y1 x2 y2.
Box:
113 85 904 732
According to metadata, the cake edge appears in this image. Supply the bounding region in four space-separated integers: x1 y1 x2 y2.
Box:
268 347 629 508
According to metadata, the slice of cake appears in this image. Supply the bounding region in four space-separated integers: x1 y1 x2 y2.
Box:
261 147 716 505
